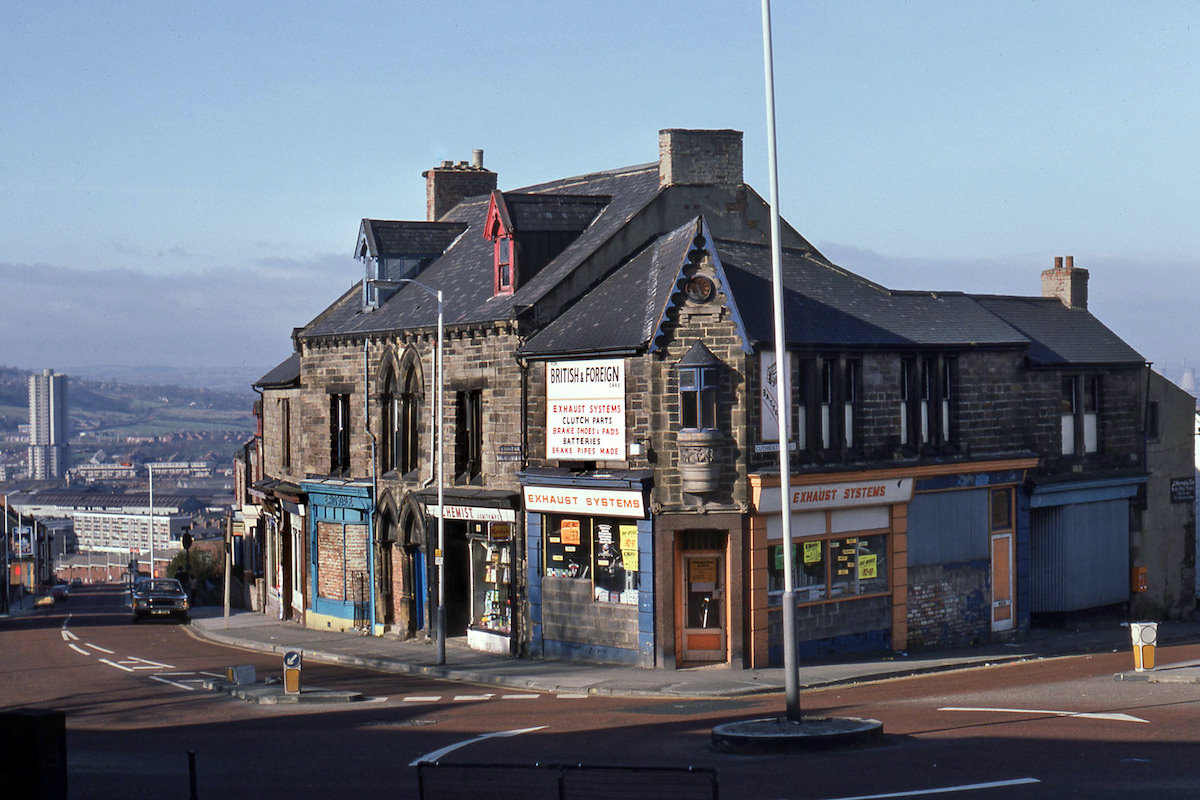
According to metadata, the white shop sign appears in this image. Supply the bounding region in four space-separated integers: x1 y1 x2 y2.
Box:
546 359 625 461
523 486 647 519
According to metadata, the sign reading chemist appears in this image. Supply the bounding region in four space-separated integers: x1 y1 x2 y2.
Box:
546 359 626 460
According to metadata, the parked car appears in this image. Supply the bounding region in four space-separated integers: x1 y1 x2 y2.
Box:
70 578 83 588
51 583 69 601
130 578 190 623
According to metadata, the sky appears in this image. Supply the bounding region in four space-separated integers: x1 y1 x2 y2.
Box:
3 1 1198 389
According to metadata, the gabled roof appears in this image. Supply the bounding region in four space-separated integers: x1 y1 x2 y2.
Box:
519 216 698 355
356 219 467 260
973 295 1144 366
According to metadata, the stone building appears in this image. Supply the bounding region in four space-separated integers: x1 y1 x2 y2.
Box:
247 128 1192 670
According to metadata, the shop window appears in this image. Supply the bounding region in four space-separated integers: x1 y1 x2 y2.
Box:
768 533 888 604
329 393 351 475
455 389 483 482
543 515 640 605
680 365 718 430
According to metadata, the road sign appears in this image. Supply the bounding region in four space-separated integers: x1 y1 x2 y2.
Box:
283 650 302 694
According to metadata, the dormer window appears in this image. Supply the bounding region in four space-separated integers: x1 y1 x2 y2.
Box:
495 235 514 295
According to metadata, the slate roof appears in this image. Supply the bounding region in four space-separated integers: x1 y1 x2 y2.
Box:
717 239 1029 349
521 223 1033 356
300 164 661 340
358 220 468 259
254 352 301 389
519 218 696 355
973 295 1144 366
502 193 609 232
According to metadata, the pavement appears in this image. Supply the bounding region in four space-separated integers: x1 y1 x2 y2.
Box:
181 607 1200 703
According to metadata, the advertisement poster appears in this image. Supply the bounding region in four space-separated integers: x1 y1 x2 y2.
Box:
619 524 639 572
547 359 625 460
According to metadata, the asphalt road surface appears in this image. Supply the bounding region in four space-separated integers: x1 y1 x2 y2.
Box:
5 583 1200 799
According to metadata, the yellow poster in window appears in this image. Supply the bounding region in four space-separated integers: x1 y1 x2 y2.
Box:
858 554 878 580
803 540 822 564
619 524 639 571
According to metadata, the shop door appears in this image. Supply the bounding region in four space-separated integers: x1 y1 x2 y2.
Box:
991 532 1014 632
680 551 726 663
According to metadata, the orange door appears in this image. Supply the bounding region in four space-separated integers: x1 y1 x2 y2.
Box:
991 533 1014 632
680 552 726 663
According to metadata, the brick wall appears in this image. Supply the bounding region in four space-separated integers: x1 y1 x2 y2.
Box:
906 562 992 647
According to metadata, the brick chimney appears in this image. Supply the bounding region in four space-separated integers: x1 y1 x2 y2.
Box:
1041 254 1089 310
658 129 743 188
422 149 497 221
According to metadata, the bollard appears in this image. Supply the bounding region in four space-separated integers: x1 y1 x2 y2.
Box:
1130 622 1158 671
284 650 302 694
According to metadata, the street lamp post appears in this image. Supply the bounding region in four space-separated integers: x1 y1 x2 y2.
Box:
147 464 157 579
762 0 802 721
397 278 446 665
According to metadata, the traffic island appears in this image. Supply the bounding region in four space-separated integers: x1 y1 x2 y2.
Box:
711 716 884 753
198 677 365 705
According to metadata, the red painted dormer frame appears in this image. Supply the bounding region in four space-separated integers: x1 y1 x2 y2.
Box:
484 190 515 296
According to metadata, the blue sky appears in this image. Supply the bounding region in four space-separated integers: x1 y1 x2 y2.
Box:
2 1 1197 387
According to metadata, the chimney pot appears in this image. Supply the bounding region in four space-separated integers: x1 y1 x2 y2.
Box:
472 149 484 169
1054 256 1063 269
1065 255 1074 269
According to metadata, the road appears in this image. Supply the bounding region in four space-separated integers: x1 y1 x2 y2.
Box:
4 583 1200 798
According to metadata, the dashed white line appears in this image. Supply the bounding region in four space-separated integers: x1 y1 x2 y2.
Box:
68 643 90 656
453 694 495 701
85 643 115 654
402 696 444 703
501 694 540 700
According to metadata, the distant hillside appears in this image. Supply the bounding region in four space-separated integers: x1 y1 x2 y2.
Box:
0 365 255 435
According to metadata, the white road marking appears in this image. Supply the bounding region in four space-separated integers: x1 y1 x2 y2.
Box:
556 693 589 699
60 630 78 641
403 696 444 703
816 778 1041 799
99 658 134 672
501 694 540 700
453 694 495 701
150 675 197 691
85 643 115 654
68 643 90 656
123 656 175 670
939 706 1148 724
409 725 547 766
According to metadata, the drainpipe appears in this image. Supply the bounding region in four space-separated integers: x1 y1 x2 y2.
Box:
365 336 377 636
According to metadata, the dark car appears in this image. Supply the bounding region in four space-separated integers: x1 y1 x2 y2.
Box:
131 578 190 623
52 583 69 602
70 577 83 588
